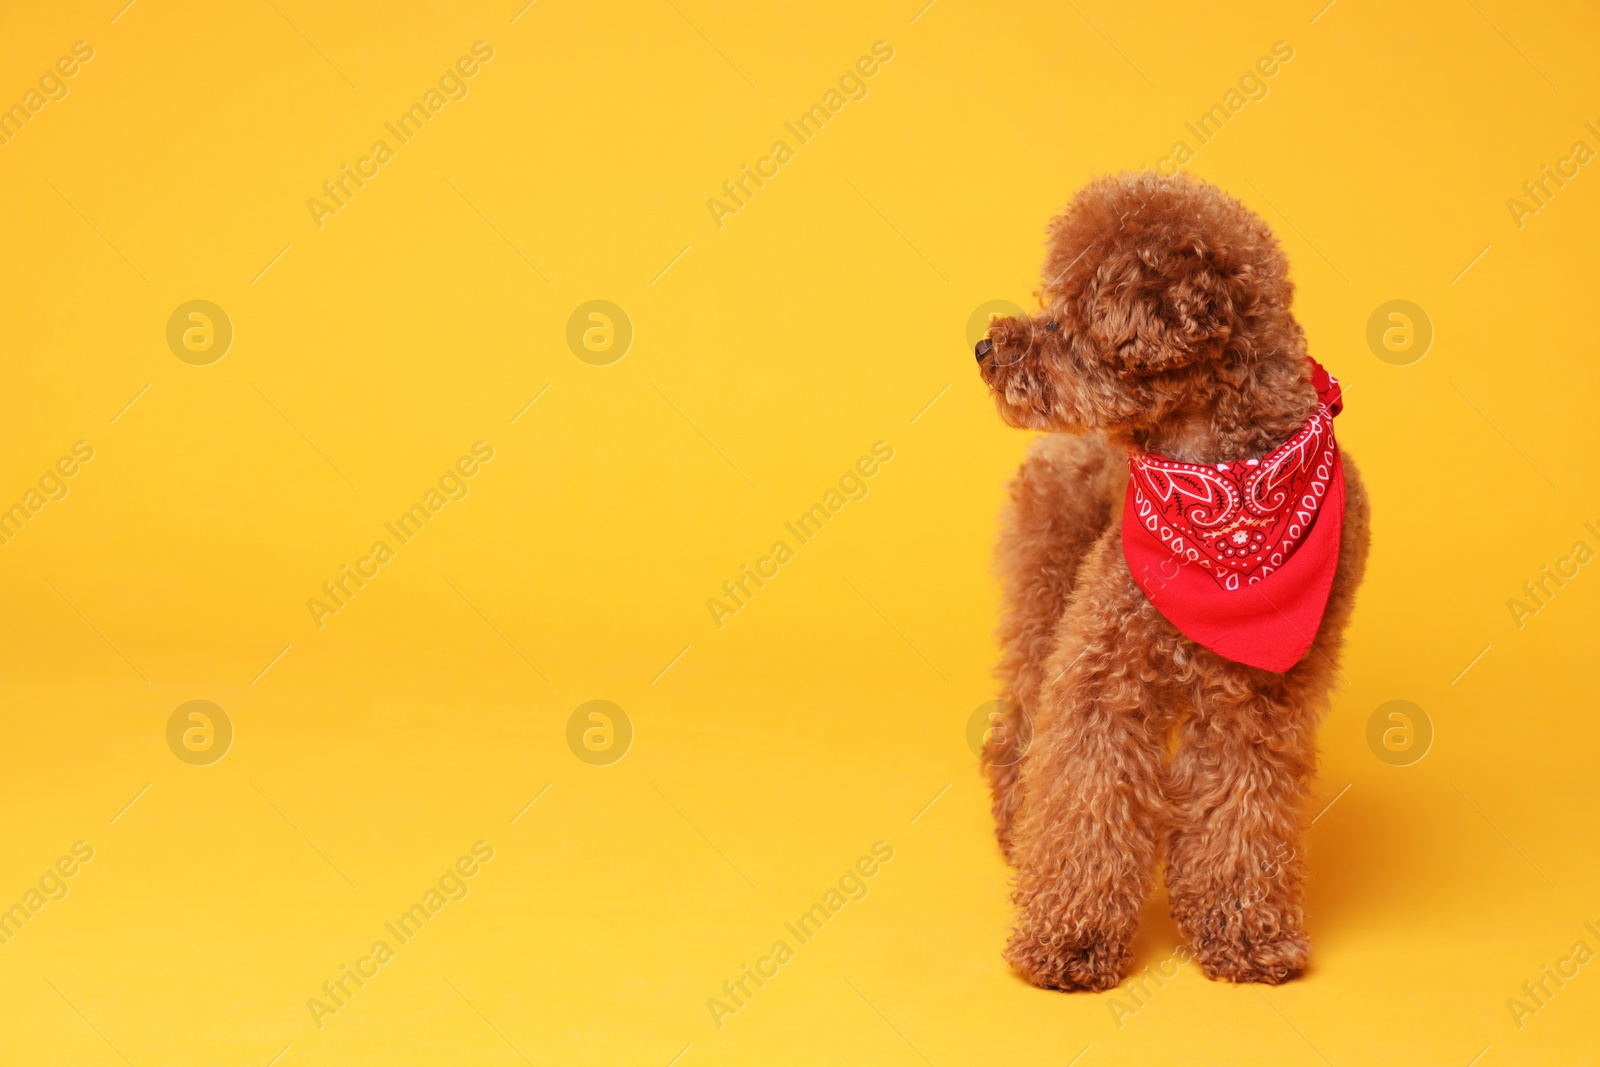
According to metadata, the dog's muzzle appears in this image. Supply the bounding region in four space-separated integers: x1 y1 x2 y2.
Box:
977 321 1058 364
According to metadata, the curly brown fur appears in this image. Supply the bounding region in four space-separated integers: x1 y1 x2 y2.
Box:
986 432 1122 859
979 172 1371 991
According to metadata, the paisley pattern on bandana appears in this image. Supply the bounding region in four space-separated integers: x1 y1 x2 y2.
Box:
1119 359 1347 673
1128 403 1338 591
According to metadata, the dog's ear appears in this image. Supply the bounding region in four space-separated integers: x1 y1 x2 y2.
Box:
1079 235 1250 377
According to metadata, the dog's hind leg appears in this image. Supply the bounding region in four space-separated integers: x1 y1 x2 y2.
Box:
986 432 1124 859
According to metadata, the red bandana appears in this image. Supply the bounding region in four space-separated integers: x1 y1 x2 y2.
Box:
1121 360 1345 672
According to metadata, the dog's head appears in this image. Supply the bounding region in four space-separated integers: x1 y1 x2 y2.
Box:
976 172 1315 458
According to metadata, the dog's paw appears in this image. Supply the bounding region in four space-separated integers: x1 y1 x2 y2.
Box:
1004 925 1131 991
1190 925 1309 985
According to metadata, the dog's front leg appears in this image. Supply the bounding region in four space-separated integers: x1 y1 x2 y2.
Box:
1003 544 1178 991
1164 664 1322 984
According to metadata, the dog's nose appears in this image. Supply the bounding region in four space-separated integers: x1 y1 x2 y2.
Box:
974 338 993 363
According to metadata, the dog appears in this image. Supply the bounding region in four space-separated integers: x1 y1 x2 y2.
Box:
974 171 1370 991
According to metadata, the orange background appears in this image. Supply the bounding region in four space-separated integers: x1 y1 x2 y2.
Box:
0 1 1597 1064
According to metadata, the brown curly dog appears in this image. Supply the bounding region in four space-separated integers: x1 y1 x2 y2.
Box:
975 172 1370 991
